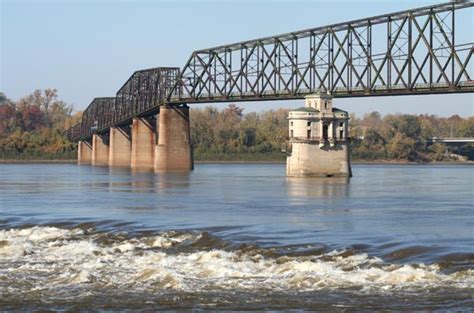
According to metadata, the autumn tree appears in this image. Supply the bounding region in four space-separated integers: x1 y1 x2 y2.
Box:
0 92 7 104
0 90 77 159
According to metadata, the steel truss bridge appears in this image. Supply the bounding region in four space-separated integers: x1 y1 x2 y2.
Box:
67 1 474 142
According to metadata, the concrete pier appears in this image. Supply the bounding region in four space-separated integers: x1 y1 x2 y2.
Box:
109 126 131 167
131 117 156 170
287 143 351 177
92 133 109 166
155 105 193 171
78 140 92 165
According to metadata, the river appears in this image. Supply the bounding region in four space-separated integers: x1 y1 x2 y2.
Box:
0 163 473 311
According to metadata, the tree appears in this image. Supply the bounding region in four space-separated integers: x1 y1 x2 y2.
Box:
459 117 474 137
0 90 77 160
0 92 7 104
361 111 382 129
16 89 71 128
387 133 417 161
20 105 45 131
216 104 243 147
429 143 447 161
0 102 17 135
363 128 386 146
385 114 421 139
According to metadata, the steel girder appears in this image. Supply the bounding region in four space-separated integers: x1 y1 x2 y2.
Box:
167 1 474 103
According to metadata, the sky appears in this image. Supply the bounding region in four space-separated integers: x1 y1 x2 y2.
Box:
1 0 473 117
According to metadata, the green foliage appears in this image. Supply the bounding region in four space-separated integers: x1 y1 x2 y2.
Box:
351 128 387 160
429 143 447 161
386 134 417 160
0 90 77 160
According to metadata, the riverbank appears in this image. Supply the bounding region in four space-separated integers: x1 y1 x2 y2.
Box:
0 159 76 164
1 159 473 165
195 160 474 165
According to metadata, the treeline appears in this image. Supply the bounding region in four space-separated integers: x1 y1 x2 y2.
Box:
191 105 288 161
190 105 474 162
1 90 473 162
0 90 81 159
349 112 474 161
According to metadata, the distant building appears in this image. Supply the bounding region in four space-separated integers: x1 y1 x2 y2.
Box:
286 93 351 177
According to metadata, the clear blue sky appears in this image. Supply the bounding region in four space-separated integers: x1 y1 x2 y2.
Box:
1 0 473 117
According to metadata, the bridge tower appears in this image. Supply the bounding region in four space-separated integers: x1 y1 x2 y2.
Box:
286 93 351 177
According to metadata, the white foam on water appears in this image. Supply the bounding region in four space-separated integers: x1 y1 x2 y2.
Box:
0 226 473 295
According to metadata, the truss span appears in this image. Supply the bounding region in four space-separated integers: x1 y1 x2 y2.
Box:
168 1 474 103
74 68 180 140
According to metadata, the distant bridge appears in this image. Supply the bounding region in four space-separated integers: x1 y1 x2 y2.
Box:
429 137 474 143
67 1 474 143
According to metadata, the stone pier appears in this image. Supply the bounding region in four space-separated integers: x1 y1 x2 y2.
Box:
109 126 131 167
131 117 156 170
155 105 193 171
78 140 92 165
92 133 109 166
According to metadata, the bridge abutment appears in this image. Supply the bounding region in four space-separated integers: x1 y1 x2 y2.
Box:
92 133 109 166
155 105 193 171
131 117 156 170
109 126 131 167
78 140 92 165
286 94 352 177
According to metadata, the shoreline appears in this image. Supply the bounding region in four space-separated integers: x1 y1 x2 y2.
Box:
1 159 473 165
0 159 77 164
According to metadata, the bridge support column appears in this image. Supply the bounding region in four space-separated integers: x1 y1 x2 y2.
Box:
109 126 131 167
78 140 92 165
131 117 156 170
92 133 109 166
155 105 193 172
